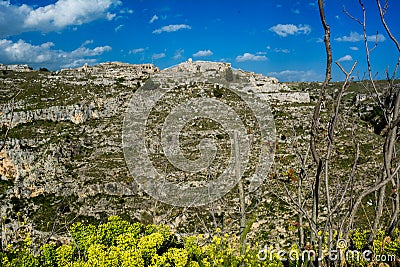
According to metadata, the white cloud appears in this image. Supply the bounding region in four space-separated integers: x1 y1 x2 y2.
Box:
367 34 386 42
350 46 359 51
114 24 124 32
119 8 133 14
269 24 311 37
81 40 94 46
149 14 158 24
152 24 191 34
0 0 121 37
267 70 320 82
236 53 267 62
173 49 184 60
193 49 213 57
273 48 290 53
152 53 166 59
69 44 112 57
25 0 120 28
129 48 145 54
292 9 300 14
334 32 386 42
0 38 111 69
337 55 353 62
106 12 116 20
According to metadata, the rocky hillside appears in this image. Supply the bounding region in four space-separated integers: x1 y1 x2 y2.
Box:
0 60 382 247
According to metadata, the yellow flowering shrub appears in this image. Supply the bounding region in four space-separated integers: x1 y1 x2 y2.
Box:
56 245 74 267
2 215 400 266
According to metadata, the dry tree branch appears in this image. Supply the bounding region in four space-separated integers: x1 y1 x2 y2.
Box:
344 1 386 115
312 0 333 162
347 163 400 229
325 61 357 205
342 6 362 26
305 0 333 248
318 61 358 250
282 183 319 237
376 0 400 52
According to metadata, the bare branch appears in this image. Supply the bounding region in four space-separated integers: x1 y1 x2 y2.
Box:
342 6 362 26
348 163 400 228
376 0 400 52
283 183 319 236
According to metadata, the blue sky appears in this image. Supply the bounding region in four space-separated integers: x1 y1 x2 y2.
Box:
0 0 399 81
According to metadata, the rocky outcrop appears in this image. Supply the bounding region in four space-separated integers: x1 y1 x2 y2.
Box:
0 104 101 128
0 149 18 179
0 64 32 72
166 60 310 103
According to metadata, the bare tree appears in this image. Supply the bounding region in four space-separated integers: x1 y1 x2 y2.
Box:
342 0 400 241
274 0 399 266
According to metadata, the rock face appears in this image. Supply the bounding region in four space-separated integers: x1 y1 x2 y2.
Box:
0 64 32 72
0 61 379 246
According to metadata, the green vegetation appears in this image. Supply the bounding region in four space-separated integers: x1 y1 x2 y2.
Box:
0 180 13 197
1 216 400 266
0 216 282 267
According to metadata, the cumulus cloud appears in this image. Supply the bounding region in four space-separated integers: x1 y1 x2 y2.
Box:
267 70 320 82
193 49 213 57
152 53 166 59
152 24 191 34
337 55 353 62
236 53 267 62
149 14 158 24
269 24 311 37
0 0 121 37
0 39 111 69
335 32 386 42
129 48 145 54
349 46 359 51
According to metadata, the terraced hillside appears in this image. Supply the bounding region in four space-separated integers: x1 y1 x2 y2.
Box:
0 61 384 248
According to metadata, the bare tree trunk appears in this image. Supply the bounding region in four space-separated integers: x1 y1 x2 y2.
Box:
386 91 400 233
1 218 6 252
298 175 304 249
309 1 332 260
377 0 400 233
234 131 246 254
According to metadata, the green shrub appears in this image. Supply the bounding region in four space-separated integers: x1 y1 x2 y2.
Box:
39 243 56 267
56 245 74 267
